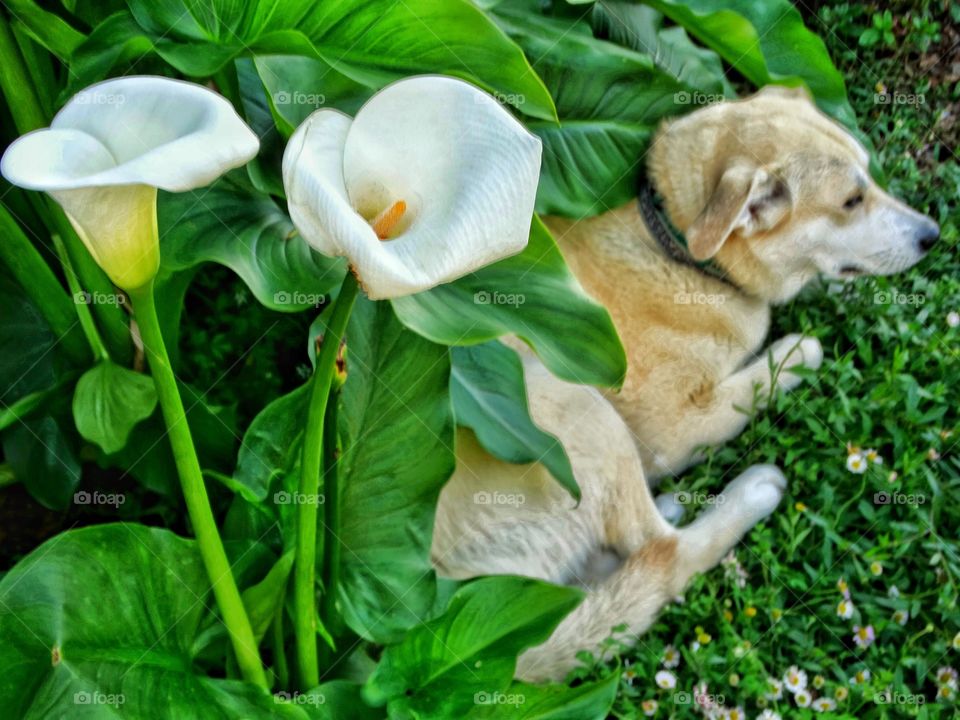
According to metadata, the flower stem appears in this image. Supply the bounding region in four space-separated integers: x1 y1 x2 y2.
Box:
52 234 109 362
128 282 267 689
320 384 343 632
294 272 359 689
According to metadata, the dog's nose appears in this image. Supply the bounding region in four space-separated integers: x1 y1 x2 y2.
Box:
917 221 940 253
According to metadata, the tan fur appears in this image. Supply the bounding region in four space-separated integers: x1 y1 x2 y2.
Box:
431 87 938 681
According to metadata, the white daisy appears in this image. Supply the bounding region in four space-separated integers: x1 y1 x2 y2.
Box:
784 666 808 693
764 677 784 701
812 697 837 712
662 644 681 669
794 689 812 707
846 452 868 474
654 670 676 690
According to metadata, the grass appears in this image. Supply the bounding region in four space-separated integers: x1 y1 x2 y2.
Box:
570 2 960 718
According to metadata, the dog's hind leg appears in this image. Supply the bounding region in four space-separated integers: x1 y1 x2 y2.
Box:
515 464 786 683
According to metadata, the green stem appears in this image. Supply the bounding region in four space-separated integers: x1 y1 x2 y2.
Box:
0 205 89 365
320 385 342 631
272 600 289 690
294 272 359 689
52 235 109 362
128 282 267 689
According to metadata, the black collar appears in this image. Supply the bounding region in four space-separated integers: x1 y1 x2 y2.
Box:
636 176 739 290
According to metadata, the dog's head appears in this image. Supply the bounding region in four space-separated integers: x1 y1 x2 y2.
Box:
648 86 939 302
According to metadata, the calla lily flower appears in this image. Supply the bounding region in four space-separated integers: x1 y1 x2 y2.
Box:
282 76 542 300
1 76 259 291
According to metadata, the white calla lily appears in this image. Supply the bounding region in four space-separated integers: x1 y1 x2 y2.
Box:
1 76 259 291
282 75 542 300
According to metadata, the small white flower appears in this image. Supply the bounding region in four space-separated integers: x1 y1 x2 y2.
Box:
723 707 745 720
947 311 960 328
283 76 541 299
764 677 784 701
952 631 960 650
888 585 901 599
794 689 812 707
870 561 883 576
757 711 782 720
850 668 871 685
784 665 808 693
641 699 658 716
893 609 909 626
936 666 959 689
654 670 676 690
846 452 868 474
853 624 876 649
812 697 837 712
864 448 883 465
837 598 855 619
662 644 681 668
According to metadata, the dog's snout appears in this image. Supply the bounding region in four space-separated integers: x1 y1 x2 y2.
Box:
916 220 940 253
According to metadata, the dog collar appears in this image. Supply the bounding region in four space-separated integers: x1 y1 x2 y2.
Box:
636 176 739 290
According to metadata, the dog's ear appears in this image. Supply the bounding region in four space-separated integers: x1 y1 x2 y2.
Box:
686 164 792 260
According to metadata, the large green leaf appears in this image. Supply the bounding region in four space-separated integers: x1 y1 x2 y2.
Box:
72 360 157 454
336 297 455 642
491 7 687 217
591 2 734 96
156 174 346 312
71 0 556 120
451 342 576 499
364 576 583 718
0 523 309 719
392 216 626 389
633 0 867 131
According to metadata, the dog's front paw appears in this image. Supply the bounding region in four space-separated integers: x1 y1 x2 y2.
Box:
769 334 823 389
719 464 786 525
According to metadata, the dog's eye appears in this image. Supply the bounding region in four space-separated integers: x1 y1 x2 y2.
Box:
843 193 864 210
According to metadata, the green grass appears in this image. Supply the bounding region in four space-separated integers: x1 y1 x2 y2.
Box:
570 3 960 718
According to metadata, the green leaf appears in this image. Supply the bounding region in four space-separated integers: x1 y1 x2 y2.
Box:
234 384 309 502
3 0 86 60
451 342 577 499
72 360 157 454
364 576 583 717
74 0 556 120
336 297 455 642
641 0 859 135
591 2 734 97
392 216 626 389
156 173 346 312
491 8 687 216
2 414 81 510
242 550 294 643
468 673 619 719
0 523 309 719
296 681 384 719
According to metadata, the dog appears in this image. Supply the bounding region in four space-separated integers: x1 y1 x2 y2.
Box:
550 84 939 480
430 86 939 682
